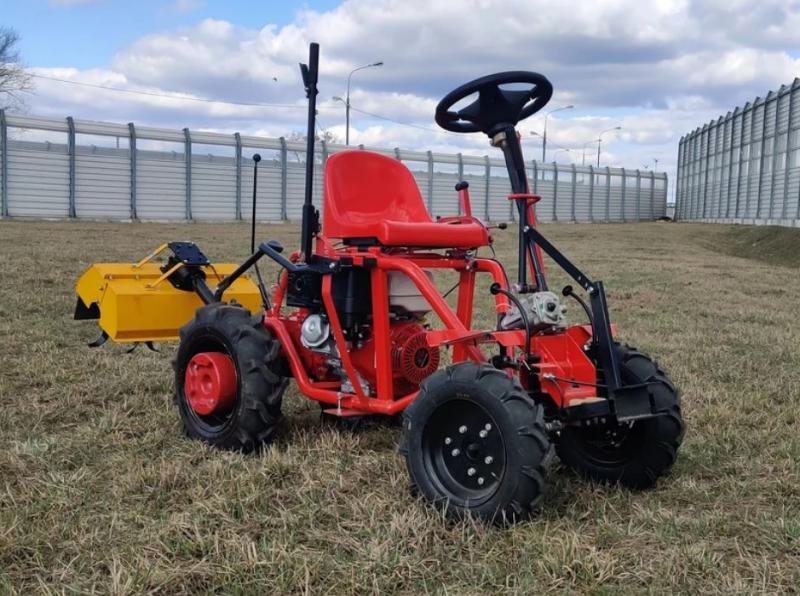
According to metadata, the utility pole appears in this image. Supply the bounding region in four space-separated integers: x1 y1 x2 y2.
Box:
542 105 573 161
596 126 622 167
333 61 383 146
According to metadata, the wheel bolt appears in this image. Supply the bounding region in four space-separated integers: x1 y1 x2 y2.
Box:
459 425 467 434
485 423 492 431
485 456 493 464
478 477 485 485
467 467 476 476
451 448 460 456
444 437 452 445
479 430 488 438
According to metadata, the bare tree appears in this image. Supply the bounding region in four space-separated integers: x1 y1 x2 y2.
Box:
0 27 33 110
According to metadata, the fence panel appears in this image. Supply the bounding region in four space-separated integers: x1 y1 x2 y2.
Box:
677 78 800 227
0 112 666 224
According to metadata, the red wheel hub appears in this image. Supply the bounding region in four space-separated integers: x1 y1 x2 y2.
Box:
184 352 237 416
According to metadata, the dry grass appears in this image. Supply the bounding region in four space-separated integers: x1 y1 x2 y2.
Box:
1 220 799 594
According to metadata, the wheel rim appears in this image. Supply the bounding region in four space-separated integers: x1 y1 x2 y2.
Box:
569 422 645 468
181 334 240 433
421 399 506 505
184 352 237 416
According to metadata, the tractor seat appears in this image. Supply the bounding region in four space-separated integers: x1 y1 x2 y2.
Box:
322 151 489 248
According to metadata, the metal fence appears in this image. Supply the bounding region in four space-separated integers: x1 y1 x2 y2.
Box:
675 78 800 227
0 111 667 223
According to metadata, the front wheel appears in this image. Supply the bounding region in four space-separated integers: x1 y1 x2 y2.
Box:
174 303 287 452
400 362 553 525
555 345 685 489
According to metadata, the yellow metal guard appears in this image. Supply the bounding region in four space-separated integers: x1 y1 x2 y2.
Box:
75 261 262 343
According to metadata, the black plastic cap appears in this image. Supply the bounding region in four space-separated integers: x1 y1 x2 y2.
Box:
253 154 262 163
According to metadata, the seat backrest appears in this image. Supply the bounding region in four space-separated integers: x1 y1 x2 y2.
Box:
323 150 432 239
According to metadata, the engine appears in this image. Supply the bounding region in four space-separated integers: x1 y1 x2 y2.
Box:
293 270 440 396
499 290 567 332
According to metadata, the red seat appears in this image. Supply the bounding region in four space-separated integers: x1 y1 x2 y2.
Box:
323 151 489 248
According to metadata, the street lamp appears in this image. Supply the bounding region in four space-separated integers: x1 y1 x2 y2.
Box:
580 140 598 166
553 148 571 161
335 61 384 146
596 126 622 167
542 105 573 162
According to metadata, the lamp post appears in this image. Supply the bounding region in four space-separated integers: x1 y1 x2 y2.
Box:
553 148 571 161
596 126 622 167
580 140 598 166
542 105 573 162
334 61 383 146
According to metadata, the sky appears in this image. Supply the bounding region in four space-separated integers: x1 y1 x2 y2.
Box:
4 0 800 201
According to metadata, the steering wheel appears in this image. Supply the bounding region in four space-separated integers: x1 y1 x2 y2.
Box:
435 71 553 136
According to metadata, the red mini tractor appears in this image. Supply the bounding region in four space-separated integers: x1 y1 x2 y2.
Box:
76 44 684 523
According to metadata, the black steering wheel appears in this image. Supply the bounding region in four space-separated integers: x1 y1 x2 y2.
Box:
435 71 553 136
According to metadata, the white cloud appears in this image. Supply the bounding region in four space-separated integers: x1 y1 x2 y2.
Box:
19 0 800 194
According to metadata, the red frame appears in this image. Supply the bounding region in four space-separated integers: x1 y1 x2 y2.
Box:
261 211 602 417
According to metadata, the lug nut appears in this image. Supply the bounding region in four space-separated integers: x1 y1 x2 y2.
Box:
479 430 488 438
451 448 460 456
485 456 493 464
459 425 467 434
485 423 492 431
467 467 476 476
444 437 452 445
478 477 485 486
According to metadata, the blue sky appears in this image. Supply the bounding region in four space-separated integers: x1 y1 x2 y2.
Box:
4 0 800 192
8 1 341 69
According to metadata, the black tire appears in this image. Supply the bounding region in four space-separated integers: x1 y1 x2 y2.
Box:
174 303 287 452
556 344 684 489
400 362 552 525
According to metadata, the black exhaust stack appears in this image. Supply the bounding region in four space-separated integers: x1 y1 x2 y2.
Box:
299 42 320 260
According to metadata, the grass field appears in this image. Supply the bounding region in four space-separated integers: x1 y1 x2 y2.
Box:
1 220 799 594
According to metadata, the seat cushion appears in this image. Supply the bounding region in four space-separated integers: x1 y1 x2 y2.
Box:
378 220 489 248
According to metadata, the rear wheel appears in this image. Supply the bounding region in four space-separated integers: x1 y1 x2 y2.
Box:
555 345 684 489
401 362 552 524
174 303 287 452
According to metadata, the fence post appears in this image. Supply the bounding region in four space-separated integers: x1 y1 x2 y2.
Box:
484 155 491 221
426 150 434 213
605 166 611 222
66 116 77 218
0 109 7 217
745 101 759 219
756 94 774 219
650 171 655 219
588 165 594 222
570 163 577 222
620 167 627 223
725 113 735 219
531 160 538 194
552 162 558 221
394 147 401 160
183 127 192 220
735 106 748 219
782 81 797 220
279 136 288 221
234 132 242 221
635 169 641 221
128 122 137 220
457 153 463 215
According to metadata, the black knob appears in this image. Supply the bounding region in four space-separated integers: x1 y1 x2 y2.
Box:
546 301 557 312
266 239 284 253
489 282 502 295
455 181 469 191
561 285 573 297
253 154 262 163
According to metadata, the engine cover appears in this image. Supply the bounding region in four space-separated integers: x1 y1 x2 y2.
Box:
350 321 440 396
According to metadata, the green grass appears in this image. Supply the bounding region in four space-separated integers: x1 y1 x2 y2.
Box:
1 220 799 593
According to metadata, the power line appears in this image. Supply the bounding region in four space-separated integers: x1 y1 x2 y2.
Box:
28 73 302 109
28 71 469 142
